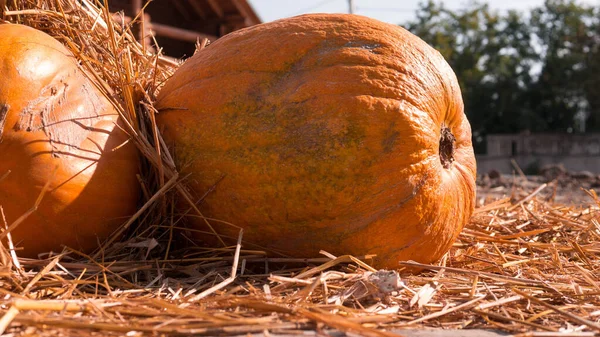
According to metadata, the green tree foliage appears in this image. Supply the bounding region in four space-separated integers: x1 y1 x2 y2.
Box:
406 0 600 153
529 0 598 131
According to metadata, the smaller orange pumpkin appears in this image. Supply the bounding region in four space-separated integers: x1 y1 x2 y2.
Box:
0 24 140 256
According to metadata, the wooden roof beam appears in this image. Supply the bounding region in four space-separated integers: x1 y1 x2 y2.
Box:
151 22 217 43
231 0 261 26
171 0 194 22
206 0 224 18
112 14 216 43
188 1 207 20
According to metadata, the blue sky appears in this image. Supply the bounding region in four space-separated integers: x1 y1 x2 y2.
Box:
247 0 599 25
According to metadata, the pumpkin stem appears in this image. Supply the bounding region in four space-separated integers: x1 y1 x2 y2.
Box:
439 126 455 169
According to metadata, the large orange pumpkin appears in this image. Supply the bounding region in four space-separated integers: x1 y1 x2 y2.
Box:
0 24 140 256
155 14 476 268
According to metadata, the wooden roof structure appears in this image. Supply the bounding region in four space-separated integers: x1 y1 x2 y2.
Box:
109 0 262 58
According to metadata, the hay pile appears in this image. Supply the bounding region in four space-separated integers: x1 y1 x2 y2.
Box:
1 1 599 336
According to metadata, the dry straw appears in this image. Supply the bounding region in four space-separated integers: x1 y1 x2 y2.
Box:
1 1 599 336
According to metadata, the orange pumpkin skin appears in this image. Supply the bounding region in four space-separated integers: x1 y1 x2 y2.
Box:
155 14 476 268
0 24 140 256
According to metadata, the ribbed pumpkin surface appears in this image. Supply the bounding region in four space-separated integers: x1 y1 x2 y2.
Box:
155 14 476 268
0 24 140 256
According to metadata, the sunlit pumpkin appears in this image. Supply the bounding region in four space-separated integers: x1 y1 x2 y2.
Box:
155 14 476 268
0 24 140 256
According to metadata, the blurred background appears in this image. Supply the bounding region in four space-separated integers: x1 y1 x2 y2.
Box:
111 0 600 174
